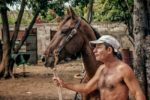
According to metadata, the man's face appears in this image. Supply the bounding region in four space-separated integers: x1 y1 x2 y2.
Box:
93 43 109 62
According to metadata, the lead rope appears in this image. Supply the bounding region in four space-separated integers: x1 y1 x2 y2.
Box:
53 50 63 100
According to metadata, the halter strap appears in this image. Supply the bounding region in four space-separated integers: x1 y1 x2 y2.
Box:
57 17 82 56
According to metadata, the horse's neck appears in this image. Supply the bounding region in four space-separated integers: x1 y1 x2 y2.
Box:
80 20 100 78
81 44 98 78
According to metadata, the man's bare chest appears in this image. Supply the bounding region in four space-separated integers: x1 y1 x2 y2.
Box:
98 68 124 90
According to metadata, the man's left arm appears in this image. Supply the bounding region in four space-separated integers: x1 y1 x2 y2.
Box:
123 65 146 100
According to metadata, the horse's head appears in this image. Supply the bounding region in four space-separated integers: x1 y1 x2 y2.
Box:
44 7 97 68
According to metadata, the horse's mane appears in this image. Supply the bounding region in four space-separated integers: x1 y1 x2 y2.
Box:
81 17 100 39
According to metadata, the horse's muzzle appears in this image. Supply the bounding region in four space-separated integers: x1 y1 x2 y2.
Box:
43 56 55 68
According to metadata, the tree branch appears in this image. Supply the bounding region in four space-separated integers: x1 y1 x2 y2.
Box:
14 8 40 53
11 0 26 50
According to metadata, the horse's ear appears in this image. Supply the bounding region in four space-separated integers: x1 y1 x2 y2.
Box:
67 6 76 19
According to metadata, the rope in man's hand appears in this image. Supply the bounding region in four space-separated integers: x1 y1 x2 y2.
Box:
53 50 63 100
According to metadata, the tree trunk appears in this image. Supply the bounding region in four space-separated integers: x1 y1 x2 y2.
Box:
87 0 93 23
145 0 150 99
0 1 39 79
6 0 27 78
0 5 12 78
121 0 134 45
133 0 149 99
146 0 150 27
11 0 26 49
144 35 150 99
14 8 40 53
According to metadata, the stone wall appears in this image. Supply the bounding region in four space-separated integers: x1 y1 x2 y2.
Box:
0 22 133 58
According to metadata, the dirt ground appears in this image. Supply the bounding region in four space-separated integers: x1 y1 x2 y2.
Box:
0 60 83 100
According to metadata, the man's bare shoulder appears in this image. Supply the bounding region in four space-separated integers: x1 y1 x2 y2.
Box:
118 61 135 79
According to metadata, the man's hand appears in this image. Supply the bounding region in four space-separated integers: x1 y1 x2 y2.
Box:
52 76 64 87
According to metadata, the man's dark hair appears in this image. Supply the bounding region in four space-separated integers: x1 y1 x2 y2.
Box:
103 42 122 60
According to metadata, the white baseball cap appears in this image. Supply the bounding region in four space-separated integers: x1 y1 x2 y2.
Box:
90 35 120 52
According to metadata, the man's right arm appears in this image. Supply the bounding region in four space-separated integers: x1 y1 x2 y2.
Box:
53 65 104 94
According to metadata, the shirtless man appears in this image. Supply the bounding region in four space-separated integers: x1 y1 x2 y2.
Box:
53 35 146 100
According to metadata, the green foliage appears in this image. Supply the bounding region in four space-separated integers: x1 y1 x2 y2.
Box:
0 0 134 24
0 0 20 11
70 0 133 22
0 10 33 25
93 0 133 22
70 0 91 19
71 0 89 7
8 14 15 24
27 0 49 16
27 0 66 18
73 5 85 16
41 12 54 22
21 10 33 24
48 0 65 16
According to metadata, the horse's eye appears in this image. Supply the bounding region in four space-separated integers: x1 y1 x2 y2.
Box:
61 28 71 34
61 29 68 34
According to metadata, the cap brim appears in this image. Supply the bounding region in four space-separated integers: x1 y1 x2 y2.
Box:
90 40 104 44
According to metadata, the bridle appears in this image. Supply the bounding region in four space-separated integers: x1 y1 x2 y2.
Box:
55 17 82 58
49 17 82 100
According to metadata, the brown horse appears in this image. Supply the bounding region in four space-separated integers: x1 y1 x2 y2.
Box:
44 7 101 100
49 29 80 61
